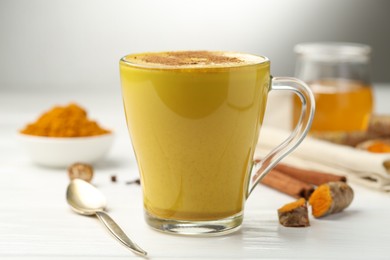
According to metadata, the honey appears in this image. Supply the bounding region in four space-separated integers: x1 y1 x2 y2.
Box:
292 79 373 133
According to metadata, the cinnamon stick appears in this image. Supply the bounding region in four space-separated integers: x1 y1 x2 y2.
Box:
260 170 315 199
274 164 346 186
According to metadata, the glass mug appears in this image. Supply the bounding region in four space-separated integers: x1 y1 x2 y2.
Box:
119 51 315 235
292 42 373 134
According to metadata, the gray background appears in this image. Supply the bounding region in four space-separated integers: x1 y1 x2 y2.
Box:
1 0 389 92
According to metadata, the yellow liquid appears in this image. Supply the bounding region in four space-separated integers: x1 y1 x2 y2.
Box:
293 79 373 133
120 51 270 221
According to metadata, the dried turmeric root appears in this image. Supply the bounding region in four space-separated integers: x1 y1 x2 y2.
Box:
277 198 310 227
309 181 354 218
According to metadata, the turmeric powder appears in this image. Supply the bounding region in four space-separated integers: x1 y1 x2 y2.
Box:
20 103 111 137
277 198 310 227
308 182 354 218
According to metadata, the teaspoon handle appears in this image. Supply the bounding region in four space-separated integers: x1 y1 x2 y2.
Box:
95 211 147 257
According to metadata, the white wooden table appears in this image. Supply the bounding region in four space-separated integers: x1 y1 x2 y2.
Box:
1 85 390 259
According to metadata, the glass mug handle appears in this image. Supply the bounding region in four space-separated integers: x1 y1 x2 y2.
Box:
247 76 315 197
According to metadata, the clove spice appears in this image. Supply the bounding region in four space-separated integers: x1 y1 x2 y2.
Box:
126 179 141 185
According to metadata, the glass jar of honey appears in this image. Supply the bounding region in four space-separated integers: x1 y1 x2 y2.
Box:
292 42 374 134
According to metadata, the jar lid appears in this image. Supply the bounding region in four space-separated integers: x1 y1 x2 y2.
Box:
294 42 371 61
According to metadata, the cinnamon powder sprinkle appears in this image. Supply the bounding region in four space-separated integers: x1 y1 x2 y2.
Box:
135 51 243 66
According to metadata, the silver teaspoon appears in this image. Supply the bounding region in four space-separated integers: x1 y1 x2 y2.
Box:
66 179 147 257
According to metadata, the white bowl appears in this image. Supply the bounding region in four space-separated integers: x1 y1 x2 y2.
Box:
18 133 114 168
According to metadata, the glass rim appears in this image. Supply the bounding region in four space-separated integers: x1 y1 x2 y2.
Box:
119 51 270 70
294 42 371 60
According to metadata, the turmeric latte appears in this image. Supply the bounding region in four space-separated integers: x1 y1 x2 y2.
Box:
120 51 270 221
20 103 110 137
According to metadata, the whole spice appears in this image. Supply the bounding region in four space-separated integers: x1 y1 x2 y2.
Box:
309 181 354 218
274 163 347 186
356 139 390 153
20 103 110 137
260 170 314 199
366 142 390 153
278 198 310 227
368 114 390 136
68 162 94 182
310 114 390 146
253 160 347 198
126 179 141 185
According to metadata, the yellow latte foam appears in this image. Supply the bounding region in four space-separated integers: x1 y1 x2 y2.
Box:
122 51 267 69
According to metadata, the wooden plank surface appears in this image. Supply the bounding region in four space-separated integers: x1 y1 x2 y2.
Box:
1 87 389 259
